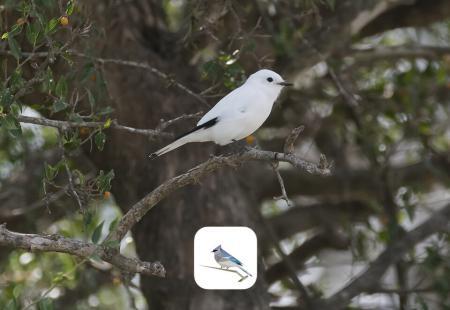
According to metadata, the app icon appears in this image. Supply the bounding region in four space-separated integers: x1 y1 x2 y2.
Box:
194 226 257 289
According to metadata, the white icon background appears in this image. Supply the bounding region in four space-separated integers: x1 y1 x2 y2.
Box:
194 226 257 290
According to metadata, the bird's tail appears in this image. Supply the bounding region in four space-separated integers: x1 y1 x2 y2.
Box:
238 266 252 277
149 134 193 158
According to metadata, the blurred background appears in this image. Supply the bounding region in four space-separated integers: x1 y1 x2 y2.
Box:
0 0 449 309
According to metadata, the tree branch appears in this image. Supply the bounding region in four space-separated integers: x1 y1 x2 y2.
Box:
312 203 450 310
259 154 449 200
260 213 313 307
346 45 450 68
17 115 171 139
70 51 210 107
106 147 331 242
0 223 165 277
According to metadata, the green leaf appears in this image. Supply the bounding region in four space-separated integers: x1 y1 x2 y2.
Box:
1 32 8 40
0 88 14 107
45 18 59 34
9 69 25 91
52 272 68 284
91 221 104 244
52 99 68 113
7 35 21 60
55 76 68 98
1 114 22 137
9 24 23 36
44 163 59 181
66 0 75 15
72 169 85 185
26 22 41 47
94 131 106 151
37 297 53 310
103 118 112 129
98 106 114 116
108 217 119 232
96 169 114 193
62 131 81 151
83 210 93 231
69 112 83 123
10 102 21 116
86 88 95 110
103 240 120 248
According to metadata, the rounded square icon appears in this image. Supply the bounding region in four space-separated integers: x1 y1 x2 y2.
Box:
194 226 257 290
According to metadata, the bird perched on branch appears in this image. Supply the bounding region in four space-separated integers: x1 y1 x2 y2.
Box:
150 69 292 157
212 245 252 277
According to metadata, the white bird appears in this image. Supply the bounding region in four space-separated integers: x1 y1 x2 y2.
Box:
150 69 292 158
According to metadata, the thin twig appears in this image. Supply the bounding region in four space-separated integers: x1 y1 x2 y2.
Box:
271 162 291 206
18 115 171 139
70 51 210 107
23 259 87 310
57 128 84 211
284 125 305 155
156 111 203 131
0 186 67 219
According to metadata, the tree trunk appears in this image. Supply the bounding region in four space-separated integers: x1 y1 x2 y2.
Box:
87 1 270 309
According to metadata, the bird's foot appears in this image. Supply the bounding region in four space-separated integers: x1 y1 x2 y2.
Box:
245 135 256 146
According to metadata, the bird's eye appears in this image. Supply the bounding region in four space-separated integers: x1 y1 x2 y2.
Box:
267 77 273 82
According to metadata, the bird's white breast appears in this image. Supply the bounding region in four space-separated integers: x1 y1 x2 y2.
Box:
208 85 277 145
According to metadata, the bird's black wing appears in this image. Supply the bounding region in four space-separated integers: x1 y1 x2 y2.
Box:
175 117 218 140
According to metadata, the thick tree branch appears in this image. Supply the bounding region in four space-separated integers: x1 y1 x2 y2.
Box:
312 203 450 310
106 147 331 242
0 223 165 277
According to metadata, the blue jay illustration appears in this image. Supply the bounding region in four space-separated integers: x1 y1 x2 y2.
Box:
212 245 252 277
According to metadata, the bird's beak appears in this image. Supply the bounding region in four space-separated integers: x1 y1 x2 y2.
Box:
278 81 293 87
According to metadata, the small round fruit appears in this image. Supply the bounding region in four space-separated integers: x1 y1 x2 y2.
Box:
60 16 69 26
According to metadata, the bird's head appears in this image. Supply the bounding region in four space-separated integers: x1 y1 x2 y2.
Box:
246 69 293 90
212 245 221 252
